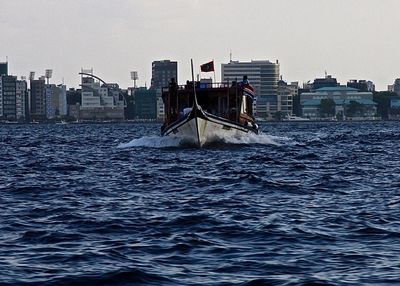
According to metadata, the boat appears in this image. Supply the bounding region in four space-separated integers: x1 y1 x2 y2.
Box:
282 115 310 121
161 61 258 147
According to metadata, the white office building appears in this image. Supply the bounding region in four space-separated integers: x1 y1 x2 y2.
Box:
221 60 280 119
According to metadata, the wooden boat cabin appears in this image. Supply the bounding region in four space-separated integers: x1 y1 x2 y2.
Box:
161 78 256 133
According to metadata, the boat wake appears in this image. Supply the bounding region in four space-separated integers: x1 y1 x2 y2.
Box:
220 132 289 146
117 133 289 149
117 136 182 149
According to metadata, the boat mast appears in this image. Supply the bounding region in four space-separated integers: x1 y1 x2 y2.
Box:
191 59 199 108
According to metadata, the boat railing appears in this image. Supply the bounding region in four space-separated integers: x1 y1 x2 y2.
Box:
162 82 233 93
179 82 231 90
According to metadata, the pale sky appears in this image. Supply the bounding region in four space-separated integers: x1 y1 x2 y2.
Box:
1 0 399 90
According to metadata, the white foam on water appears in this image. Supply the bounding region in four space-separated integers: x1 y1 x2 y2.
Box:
220 132 290 146
117 136 182 149
118 132 293 149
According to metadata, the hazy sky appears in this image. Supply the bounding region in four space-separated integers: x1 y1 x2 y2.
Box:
1 0 399 90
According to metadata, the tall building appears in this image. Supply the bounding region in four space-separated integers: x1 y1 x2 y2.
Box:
151 60 178 89
0 62 8 76
221 60 280 119
45 84 67 119
30 77 46 120
0 75 27 121
1 75 17 120
66 88 81 119
0 76 3 118
277 80 298 117
132 87 157 119
16 79 28 120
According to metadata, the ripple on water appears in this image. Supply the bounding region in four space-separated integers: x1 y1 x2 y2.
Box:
0 122 400 285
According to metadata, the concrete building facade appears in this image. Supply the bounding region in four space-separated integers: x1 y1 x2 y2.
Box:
221 60 280 119
277 80 298 117
1 75 17 120
151 60 178 89
301 86 377 120
0 75 27 121
80 73 124 120
30 78 46 120
16 79 28 120
393 79 400 96
45 84 67 119
132 87 157 120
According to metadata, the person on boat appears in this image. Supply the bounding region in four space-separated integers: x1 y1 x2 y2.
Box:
183 107 192 116
178 106 193 120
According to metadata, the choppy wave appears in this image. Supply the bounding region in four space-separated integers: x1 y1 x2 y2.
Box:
1 122 400 285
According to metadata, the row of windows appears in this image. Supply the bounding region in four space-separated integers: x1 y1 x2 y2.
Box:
3 100 16 105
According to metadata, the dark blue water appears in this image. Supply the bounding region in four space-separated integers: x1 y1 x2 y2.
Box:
1 122 399 285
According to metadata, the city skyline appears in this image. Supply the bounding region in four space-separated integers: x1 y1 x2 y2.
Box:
1 0 400 90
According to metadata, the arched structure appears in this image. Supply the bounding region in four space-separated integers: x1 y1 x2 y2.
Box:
79 72 126 106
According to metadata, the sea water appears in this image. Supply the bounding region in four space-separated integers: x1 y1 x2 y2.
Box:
0 122 399 285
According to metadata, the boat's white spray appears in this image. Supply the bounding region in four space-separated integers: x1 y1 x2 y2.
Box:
117 132 291 149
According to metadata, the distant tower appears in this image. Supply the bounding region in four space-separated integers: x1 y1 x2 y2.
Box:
45 69 53 85
130 71 138 88
29 71 35 81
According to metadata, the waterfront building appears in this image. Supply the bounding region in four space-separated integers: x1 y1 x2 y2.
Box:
80 71 124 120
221 60 280 119
277 80 298 117
45 84 67 119
131 87 157 120
0 76 3 118
389 97 400 120
393 79 400 96
0 75 28 121
30 77 46 121
66 88 81 120
301 86 377 120
16 79 28 120
1 75 17 120
156 89 164 121
151 60 178 90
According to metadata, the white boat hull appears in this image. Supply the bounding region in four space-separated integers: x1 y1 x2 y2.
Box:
163 113 256 147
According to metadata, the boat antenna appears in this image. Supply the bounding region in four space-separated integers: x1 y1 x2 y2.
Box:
191 59 199 108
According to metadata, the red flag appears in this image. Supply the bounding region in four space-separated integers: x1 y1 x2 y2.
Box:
200 61 215 72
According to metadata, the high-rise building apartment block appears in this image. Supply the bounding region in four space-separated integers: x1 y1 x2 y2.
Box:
151 60 178 90
30 78 46 120
221 60 280 119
